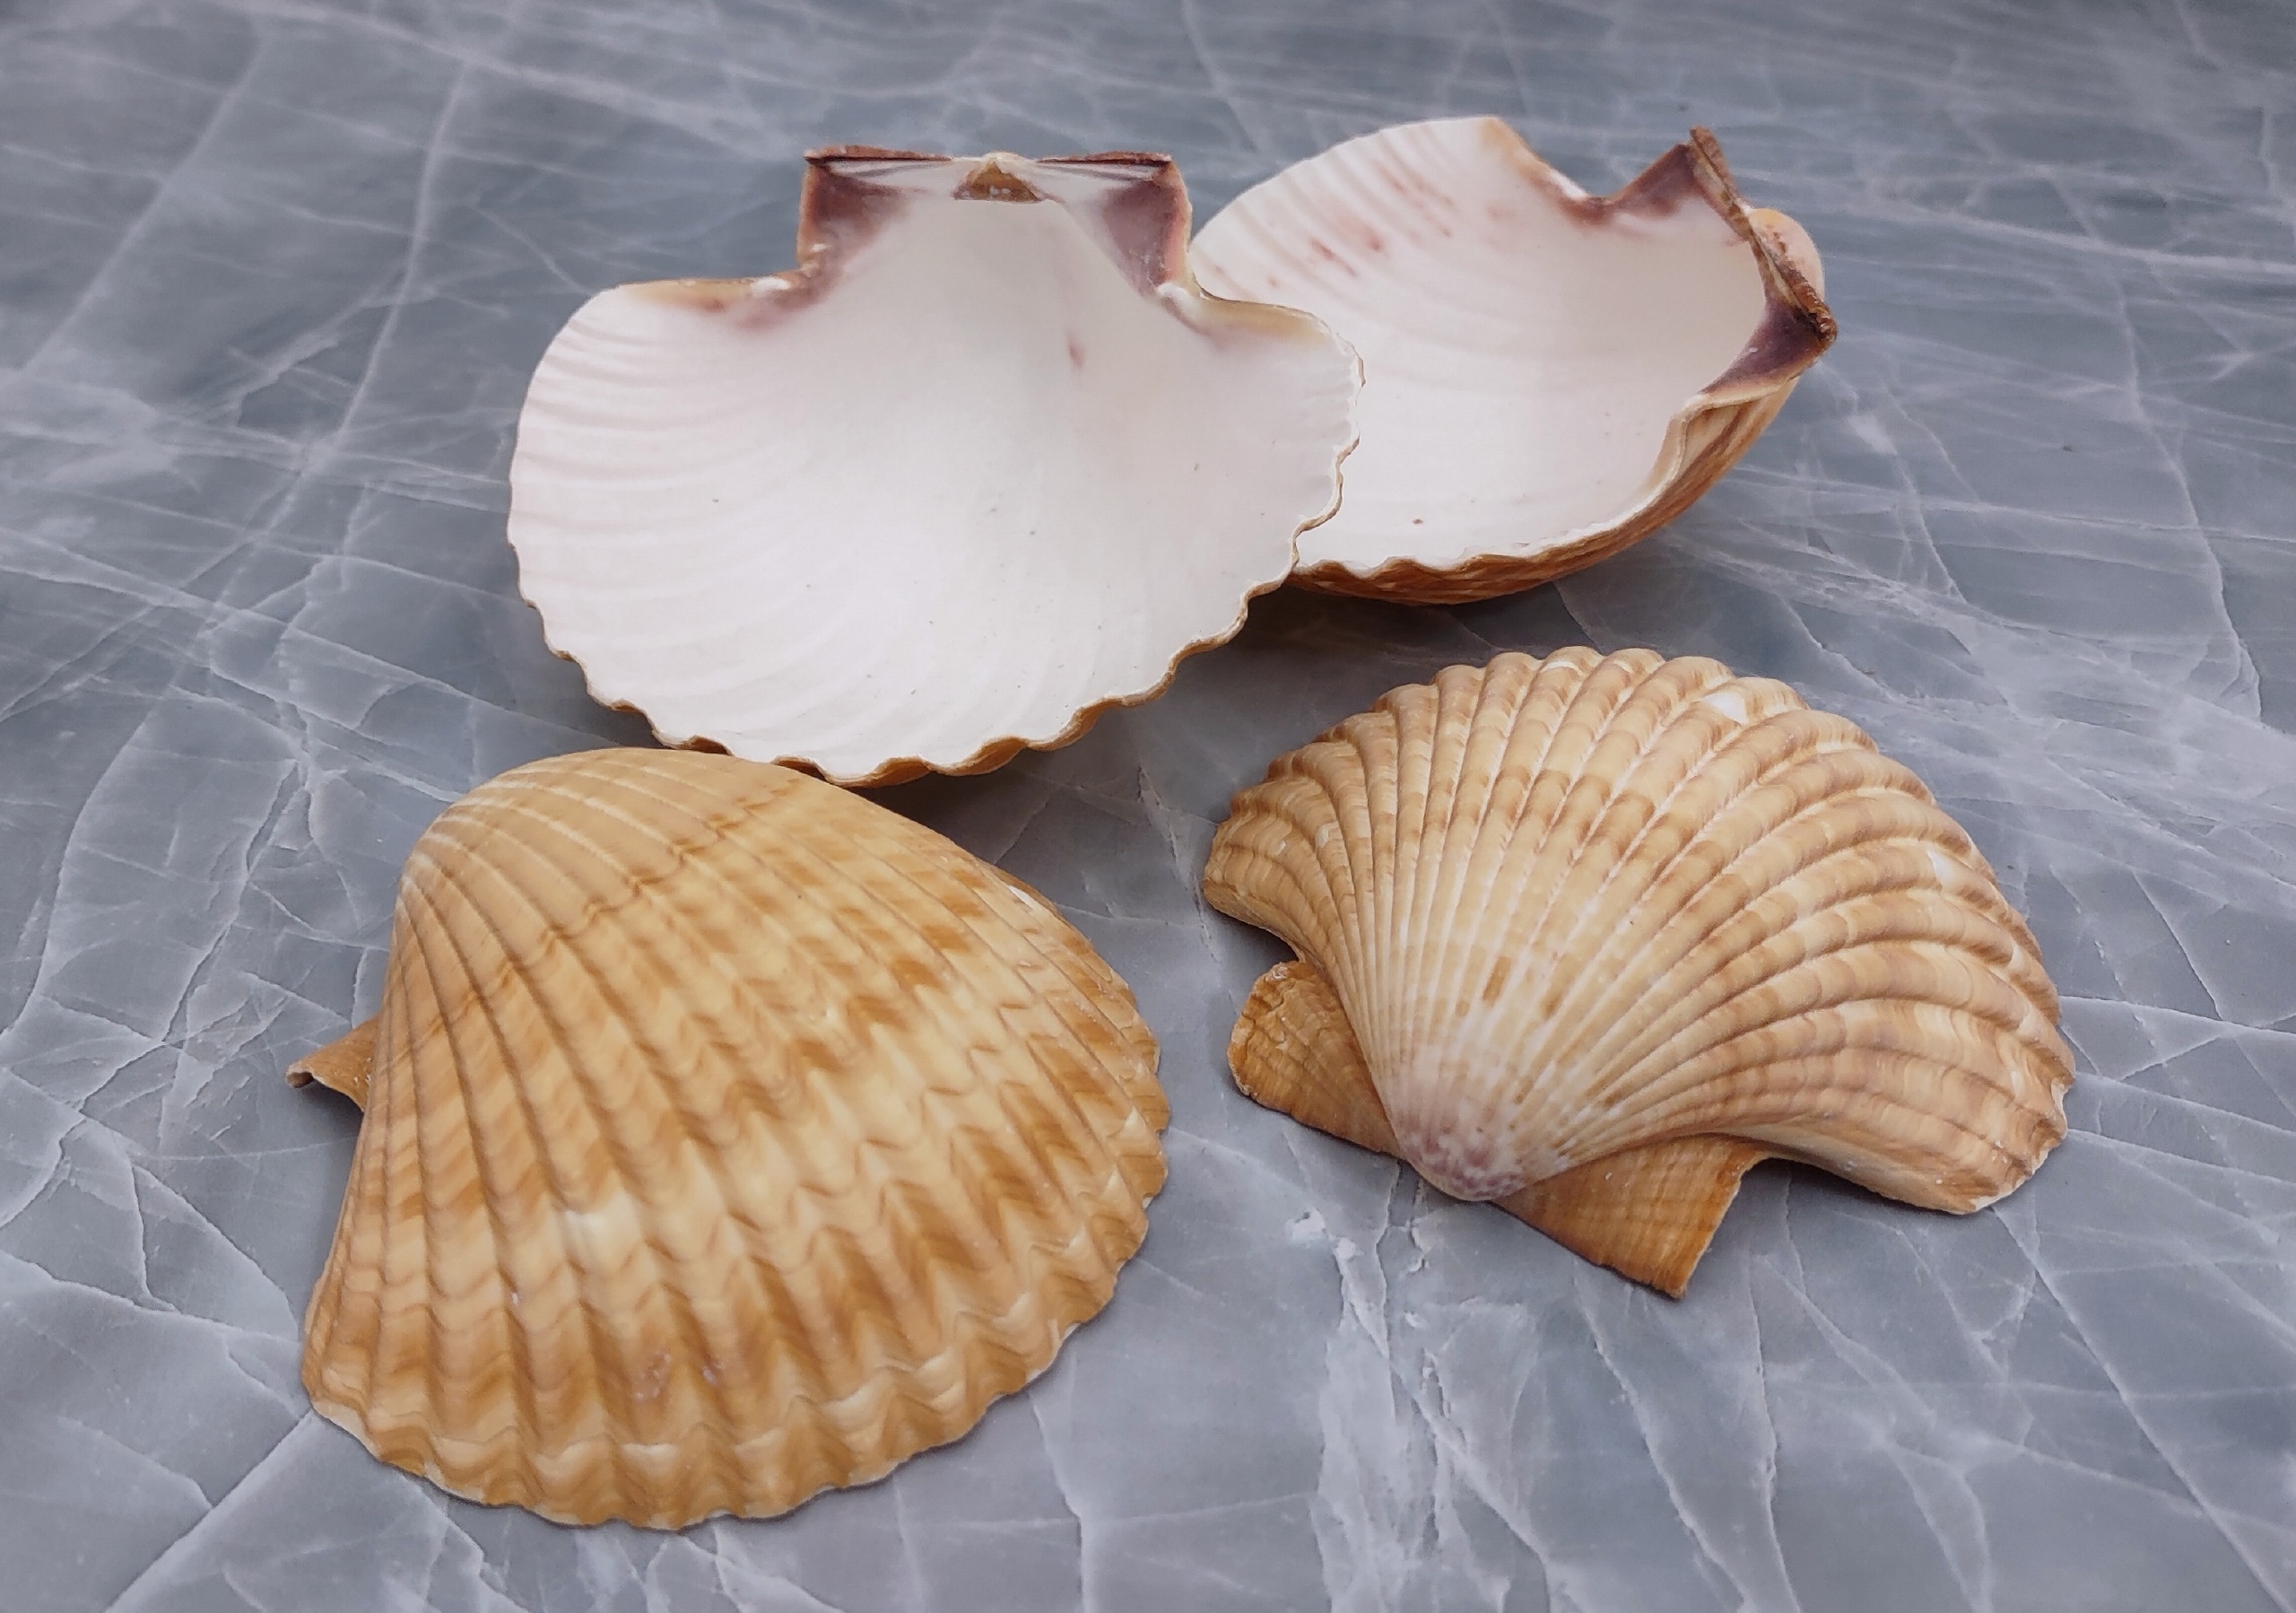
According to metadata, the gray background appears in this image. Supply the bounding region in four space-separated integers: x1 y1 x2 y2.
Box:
3 0 2292 1608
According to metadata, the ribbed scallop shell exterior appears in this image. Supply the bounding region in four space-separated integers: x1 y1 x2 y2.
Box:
1202 650 2070 1295
289 748 1166 1526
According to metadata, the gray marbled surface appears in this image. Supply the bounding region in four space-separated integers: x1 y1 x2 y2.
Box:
4 0 2293 1608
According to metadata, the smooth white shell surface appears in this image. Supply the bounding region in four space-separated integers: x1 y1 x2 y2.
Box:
1193 118 1770 578
509 154 1357 785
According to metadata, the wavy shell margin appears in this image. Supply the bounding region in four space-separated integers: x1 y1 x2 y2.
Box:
509 146 1358 788
1208 120 1835 606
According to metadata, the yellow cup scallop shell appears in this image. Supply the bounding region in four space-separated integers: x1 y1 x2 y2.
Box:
291 747 1166 1526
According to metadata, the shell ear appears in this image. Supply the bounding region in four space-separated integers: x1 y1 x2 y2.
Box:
1228 958 1763 1297
1497 1138 1768 1299
286 1017 378 1110
1228 960 1401 1157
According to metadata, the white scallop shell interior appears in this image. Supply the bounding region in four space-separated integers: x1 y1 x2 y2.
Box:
509 155 1358 785
1192 118 1769 578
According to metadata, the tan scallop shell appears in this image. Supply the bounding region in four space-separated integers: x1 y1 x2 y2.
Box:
1193 118 1835 604
289 748 1166 1526
1202 650 2070 1295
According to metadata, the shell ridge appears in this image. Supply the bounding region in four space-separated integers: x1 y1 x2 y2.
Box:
1555 951 2071 1170
1260 745 1383 1020
818 1044 1122 1343
471 785 829 1155
1559 787 2050 1090
431 793 957 1516
1557 983 2066 1203
1570 983 2075 1185
714 805 1161 1410
1226 958 1405 1159
1509 698 1794 1069
1201 834 1343 961
1409 655 1552 1058
1531 753 1937 1082
403 860 749 1518
935 1049 1152 1280
1553 877 2041 1133
1362 655 1681 1189
1425 652 1665 1061
394 876 580 1511
484 820 903 1520
305 981 406 1366
760 805 1163 1196
669 824 1110 1402
527 777 888 1137
1396 665 1498 1068
358 911 463 1477
1425 655 1718 1167
892 865 1166 1159
1426 651 1651 1026
1201 837 1329 945
538 782 829 1140
1415 651 1604 1051
1500 658 1748 1068
305 964 412 1445
1310 716 1392 993
1498 1133 1770 1296
1209 792 1387 1023
344 885 535 1501
748 808 1145 1093
438 859 735 1516
1352 705 1410 1077
1664 1046 2064 1205
464 779 1127 1518
1557 838 2050 1093
909 1104 1135 1310
1225 651 1754 1190
1378 656 1547 1076
1511 705 1876 1078
792 1252 1080 1462
987 881 1167 1143
1375 677 1441 1068
890 1117 1140 1360
783 1195 1118 1469
1404 661 1516 1064
1378 684 1436 1069
1718 948 2067 1081
363 985 442 1441
545 776 1052 1147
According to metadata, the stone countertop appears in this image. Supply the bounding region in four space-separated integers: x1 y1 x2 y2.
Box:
4 1 2292 1609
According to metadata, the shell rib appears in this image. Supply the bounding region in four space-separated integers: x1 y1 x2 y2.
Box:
290 748 1166 1526
1192 118 1836 604
509 148 1358 786
1202 650 2071 1295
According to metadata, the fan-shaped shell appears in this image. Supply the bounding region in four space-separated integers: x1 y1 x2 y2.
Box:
1192 118 1835 604
289 748 1166 1526
509 147 1358 787
1202 650 2070 1295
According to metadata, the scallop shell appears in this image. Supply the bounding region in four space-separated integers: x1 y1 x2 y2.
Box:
508 147 1358 787
1202 650 2070 1295
1192 118 1835 604
290 747 1166 1526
